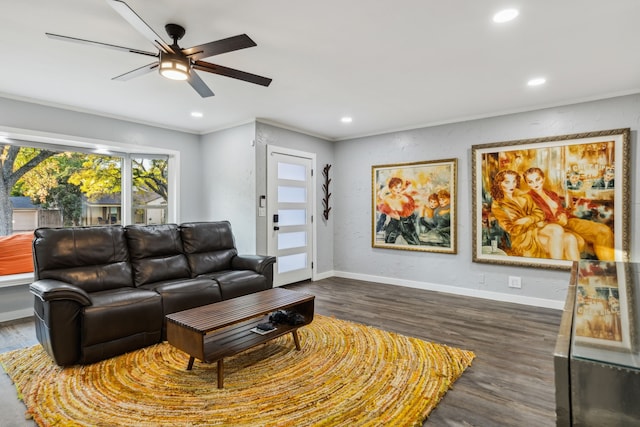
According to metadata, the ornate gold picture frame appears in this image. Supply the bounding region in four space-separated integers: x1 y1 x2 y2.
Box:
372 159 457 254
472 128 630 269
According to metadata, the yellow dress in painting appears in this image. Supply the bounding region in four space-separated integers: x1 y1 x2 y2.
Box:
491 193 548 258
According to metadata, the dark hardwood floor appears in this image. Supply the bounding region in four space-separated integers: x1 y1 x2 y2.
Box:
286 277 562 427
0 277 562 426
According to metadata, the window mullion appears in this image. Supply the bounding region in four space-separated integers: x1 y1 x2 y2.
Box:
121 154 132 226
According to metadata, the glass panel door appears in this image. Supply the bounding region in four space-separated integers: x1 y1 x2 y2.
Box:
267 149 314 286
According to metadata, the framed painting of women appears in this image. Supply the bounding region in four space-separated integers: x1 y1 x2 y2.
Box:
573 260 635 352
372 159 457 254
472 128 630 269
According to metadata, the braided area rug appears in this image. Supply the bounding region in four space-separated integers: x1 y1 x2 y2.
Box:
0 315 474 426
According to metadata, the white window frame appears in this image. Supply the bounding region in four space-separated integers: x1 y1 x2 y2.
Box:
0 126 180 286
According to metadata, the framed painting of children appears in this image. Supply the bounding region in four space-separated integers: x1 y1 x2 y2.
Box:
472 128 630 269
372 158 457 254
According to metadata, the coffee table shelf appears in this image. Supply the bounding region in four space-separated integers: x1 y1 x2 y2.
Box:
202 316 301 360
166 288 314 388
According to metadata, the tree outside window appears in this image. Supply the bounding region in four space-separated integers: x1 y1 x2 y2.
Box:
132 156 168 225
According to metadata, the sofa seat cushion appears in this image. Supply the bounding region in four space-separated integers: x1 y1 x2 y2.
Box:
200 270 268 300
140 278 222 315
82 288 162 347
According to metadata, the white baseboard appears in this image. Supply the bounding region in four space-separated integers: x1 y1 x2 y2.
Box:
332 271 564 310
0 308 33 323
313 270 335 281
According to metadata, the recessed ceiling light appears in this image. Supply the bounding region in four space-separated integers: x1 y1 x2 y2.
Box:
527 77 546 86
191 111 203 118
493 9 519 23
341 116 353 123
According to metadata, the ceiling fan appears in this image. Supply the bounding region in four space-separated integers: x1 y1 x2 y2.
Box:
45 0 272 97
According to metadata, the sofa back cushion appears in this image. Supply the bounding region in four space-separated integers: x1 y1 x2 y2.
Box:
125 224 191 286
33 226 133 293
179 221 238 277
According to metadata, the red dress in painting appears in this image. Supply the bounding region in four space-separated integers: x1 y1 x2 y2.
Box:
377 193 420 245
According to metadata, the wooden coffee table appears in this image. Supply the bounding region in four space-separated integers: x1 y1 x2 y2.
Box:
165 287 315 388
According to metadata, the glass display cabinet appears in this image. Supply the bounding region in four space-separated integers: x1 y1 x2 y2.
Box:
554 260 640 426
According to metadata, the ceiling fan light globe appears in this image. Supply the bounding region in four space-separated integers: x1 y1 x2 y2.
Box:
159 55 190 80
160 68 189 81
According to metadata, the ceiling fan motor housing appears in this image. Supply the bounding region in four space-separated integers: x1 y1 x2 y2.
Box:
165 23 186 43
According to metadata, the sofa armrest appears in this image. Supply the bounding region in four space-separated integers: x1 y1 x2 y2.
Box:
231 255 276 275
30 279 90 366
30 279 92 306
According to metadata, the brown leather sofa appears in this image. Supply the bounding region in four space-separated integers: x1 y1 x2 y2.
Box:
30 221 275 366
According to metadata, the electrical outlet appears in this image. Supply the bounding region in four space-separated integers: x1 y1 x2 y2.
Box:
508 276 522 288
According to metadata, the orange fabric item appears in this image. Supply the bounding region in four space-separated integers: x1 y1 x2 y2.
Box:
0 232 34 275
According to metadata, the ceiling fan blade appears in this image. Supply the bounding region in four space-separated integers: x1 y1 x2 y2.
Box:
193 61 272 87
106 0 173 54
46 33 157 57
188 70 215 97
112 62 159 81
182 34 257 61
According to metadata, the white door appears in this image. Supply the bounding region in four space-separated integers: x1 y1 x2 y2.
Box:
267 146 314 287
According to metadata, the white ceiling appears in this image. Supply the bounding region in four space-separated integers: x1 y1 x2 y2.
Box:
2 0 640 141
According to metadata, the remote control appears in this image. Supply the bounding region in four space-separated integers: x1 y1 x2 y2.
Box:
257 322 275 331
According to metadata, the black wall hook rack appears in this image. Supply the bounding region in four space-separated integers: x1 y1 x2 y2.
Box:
322 164 332 220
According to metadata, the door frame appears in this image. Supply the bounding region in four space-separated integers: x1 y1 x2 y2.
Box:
266 144 317 284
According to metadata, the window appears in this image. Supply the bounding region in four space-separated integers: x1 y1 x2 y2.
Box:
0 141 175 277
71 153 123 226
131 156 169 225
